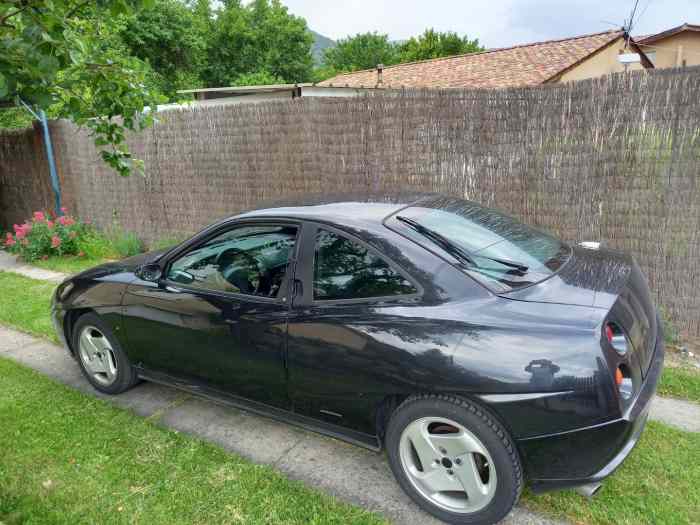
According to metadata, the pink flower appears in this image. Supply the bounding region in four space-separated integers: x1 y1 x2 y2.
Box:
12 224 20 233
4 233 15 247
33 211 45 222
47 220 54 229
51 235 61 248
60 207 68 214
15 228 25 240
57 215 75 226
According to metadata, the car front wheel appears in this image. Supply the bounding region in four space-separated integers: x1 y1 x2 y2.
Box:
72 313 139 395
385 394 522 525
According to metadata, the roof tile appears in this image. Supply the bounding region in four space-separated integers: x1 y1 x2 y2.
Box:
318 30 624 89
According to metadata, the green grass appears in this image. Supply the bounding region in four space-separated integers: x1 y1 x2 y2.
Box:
31 255 109 275
0 357 386 525
658 366 700 403
522 421 700 524
0 272 58 343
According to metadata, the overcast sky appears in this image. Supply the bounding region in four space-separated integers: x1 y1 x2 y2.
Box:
281 0 700 48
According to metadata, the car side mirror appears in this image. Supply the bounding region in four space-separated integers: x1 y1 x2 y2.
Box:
137 263 163 282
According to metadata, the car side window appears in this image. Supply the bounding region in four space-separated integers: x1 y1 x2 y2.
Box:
167 225 297 298
313 229 417 301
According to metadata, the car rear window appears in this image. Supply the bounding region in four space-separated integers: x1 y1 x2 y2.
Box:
389 197 571 292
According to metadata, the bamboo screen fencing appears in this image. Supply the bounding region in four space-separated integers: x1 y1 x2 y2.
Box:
1 66 699 334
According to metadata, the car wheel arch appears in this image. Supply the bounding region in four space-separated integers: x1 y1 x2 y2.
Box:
64 308 96 355
375 392 518 448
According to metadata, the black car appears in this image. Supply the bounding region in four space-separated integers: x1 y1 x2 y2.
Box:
51 194 664 525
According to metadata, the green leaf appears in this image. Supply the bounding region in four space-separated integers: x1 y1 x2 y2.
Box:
0 74 8 99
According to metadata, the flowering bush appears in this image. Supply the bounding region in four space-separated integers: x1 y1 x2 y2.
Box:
3 208 88 261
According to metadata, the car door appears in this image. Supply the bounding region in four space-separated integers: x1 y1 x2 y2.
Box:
286 223 424 436
122 221 299 409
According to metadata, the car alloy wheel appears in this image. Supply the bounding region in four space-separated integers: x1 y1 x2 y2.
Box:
77 325 118 386
399 416 497 514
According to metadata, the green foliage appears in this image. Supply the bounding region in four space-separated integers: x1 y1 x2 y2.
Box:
0 0 166 176
321 29 484 75
105 225 143 257
203 0 314 87
323 32 399 73
0 107 32 129
119 0 208 99
397 29 483 62
4 209 89 262
233 70 285 87
659 305 680 346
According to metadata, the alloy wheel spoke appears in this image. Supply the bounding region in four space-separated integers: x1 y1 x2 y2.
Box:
453 454 491 508
429 431 487 457
418 468 462 495
405 421 441 471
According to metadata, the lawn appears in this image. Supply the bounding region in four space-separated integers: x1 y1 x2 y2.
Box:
522 421 700 524
658 366 700 403
0 271 58 343
0 357 386 525
31 255 110 275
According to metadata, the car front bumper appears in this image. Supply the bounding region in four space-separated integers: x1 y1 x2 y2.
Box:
523 326 665 493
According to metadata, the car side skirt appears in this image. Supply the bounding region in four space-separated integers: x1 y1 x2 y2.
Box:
135 367 382 452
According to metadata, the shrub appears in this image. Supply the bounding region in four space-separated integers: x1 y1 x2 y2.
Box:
106 226 143 258
3 209 89 262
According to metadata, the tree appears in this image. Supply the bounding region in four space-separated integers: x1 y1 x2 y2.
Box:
398 29 484 62
322 32 398 73
0 0 165 176
203 0 314 88
119 0 208 99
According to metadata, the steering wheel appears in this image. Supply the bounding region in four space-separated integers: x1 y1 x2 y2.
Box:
216 248 260 294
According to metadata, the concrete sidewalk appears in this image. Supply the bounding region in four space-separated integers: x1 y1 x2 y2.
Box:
0 250 68 283
0 326 563 525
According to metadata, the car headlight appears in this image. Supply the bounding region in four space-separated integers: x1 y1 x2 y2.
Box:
57 281 75 301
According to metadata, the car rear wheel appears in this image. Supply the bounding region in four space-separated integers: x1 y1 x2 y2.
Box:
72 313 139 395
385 394 522 525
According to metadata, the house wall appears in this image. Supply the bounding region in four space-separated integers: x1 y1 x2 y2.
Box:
639 32 700 68
559 38 644 83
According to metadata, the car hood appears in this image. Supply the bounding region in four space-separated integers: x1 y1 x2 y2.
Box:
499 245 633 309
75 248 171 280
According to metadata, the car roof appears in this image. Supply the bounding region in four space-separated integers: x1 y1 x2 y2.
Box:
233 192 435 228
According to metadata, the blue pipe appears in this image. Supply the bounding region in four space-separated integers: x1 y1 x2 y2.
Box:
38 109 62 215
19 101 62 216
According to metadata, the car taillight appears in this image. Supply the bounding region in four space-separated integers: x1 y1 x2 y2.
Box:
605 322 628 356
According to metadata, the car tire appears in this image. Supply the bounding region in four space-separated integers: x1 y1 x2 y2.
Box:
72 313 139 395
385 394 522 525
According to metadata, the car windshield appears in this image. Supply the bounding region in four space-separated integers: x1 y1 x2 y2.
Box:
390 197 571 291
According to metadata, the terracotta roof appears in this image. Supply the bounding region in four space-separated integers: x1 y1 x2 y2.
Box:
318 30 627 89
637 23 700 44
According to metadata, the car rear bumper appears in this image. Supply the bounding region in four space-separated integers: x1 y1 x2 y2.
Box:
524 325 664 493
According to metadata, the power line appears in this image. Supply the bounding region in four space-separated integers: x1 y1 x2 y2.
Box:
625 0 641 46
634 0 653 29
